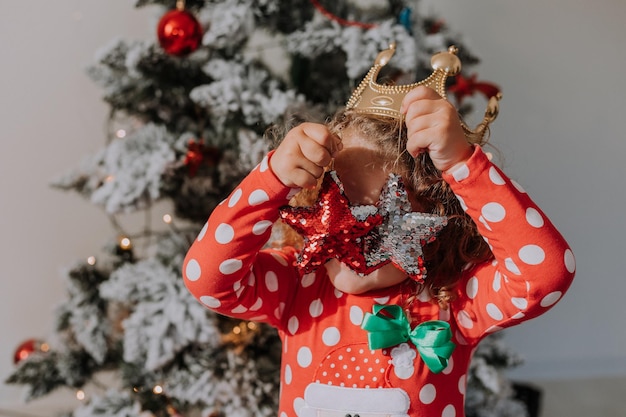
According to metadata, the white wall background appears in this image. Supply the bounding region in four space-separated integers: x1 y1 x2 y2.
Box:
1 0 625 405
421 0 626 380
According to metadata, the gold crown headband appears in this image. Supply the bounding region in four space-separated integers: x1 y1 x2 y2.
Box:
345 44 502 144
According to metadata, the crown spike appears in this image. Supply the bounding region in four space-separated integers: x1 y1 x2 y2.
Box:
375 42 396 66
345 44 501 145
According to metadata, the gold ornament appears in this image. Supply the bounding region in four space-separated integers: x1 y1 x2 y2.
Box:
345 43 502 145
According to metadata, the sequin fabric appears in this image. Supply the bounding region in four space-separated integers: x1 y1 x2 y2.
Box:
279 171 383 274
279 171 447 280
363 173 447 282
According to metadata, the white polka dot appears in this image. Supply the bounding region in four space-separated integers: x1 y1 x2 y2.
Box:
322 327 341 346
451 164 470 182
457 310 474 329
512 179 526 193
252 220 273 235
419 384 436 404
564 249 576 273
215 223 235 244
519 245 545 265
349 305 364 325
228 189 242 207
288 316 299 334
249 297 263 311
248 189 270 206
442 404 456 417
231 305 247 314
247 271 256 285
185 259 201 281
526 208 544 228
511 297 528 310
466 276 478 299
541 291 562 307
478 215 493 231
260 155 269 172
481 202 506 222
285 364 292 384
489 167 506 185
486 325 503 333
455 331 468 345
309 299 323 317
274 302 285 319
418 288 432 302
197 222 208 241
458 374 466 394
297 347 313 367
280 413 287 417
493 270 502 291
504 258 521 275
219 259 243 275
199 295 221 308
301 272 316 287
265 271 279 292
374 296 390 304
486 303 504 320
456 195 467 211
334 288 343 298
442 356 454 375
512 312 525 319
293 397 305 414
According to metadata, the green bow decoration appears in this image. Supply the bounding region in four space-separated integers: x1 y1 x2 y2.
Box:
361 304 456 374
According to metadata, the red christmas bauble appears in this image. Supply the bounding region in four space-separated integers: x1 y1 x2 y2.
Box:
157 9 203 56
13 339 43 364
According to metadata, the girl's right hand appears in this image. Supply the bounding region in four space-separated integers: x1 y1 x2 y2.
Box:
269 122 342 189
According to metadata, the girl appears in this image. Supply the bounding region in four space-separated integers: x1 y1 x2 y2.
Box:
182 48 575 417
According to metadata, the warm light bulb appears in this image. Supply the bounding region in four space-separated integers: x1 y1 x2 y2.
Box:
163 214 173 224
87 256 96 265
76 390 85 400
153 385 163 394
247 322 257 330
119 237 132 250
116 129 127 138
40 343 50 352
232 326 241 335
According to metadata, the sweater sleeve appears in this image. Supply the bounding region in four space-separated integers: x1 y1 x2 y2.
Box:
182 152 301 331
442 146 576 343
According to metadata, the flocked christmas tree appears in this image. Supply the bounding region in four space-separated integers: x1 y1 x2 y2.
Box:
6 1 529 416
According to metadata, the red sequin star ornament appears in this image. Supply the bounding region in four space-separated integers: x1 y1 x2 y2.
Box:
157 2 203 56
280 171 383 274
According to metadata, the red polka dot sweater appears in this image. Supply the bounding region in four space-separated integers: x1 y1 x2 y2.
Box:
183 146 575 417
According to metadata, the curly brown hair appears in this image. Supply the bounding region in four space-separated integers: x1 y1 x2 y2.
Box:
271 110 494 297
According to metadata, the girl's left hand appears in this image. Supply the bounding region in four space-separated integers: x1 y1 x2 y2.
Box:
400 85 473 173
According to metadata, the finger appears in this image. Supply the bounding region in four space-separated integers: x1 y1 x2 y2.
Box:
299 135 334 168
301 123 342 156
400 85 442 113
405 129 430 157
404 98 441 125
295 156 326 180
290 167 322 189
